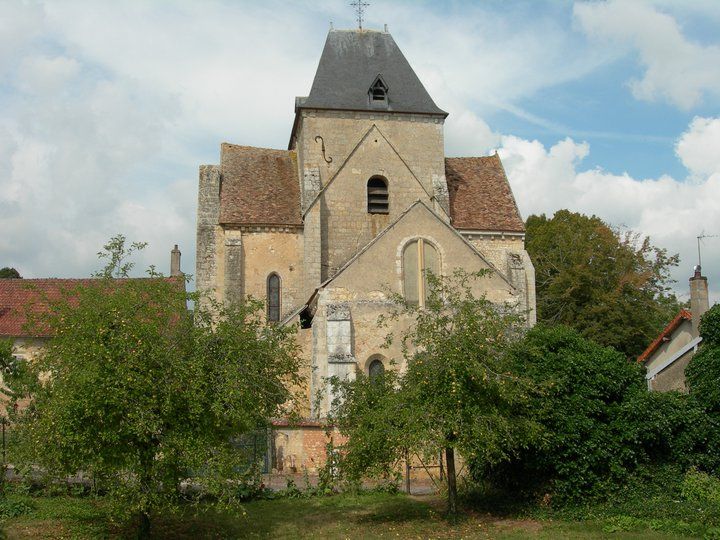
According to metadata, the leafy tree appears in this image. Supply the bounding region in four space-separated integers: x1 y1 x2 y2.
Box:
331 271 542 516
0 268 21 279
488 325 717 501
525 210 681 358
687 305 720 416
8 237 304 537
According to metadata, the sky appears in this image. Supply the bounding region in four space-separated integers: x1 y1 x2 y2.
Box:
1 0 719 305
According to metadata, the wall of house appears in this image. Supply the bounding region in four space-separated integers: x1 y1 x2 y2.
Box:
649 349 694 392
644 321 694 378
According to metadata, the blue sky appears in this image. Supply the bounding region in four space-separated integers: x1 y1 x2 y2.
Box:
1 0 720 304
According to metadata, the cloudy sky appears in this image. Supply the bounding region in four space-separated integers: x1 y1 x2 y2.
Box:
1 0 719 304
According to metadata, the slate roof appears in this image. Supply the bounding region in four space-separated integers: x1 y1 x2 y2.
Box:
299 30 447 116
0 279 99 337
219 144 302 226
445 155 525 232
637 309 693 364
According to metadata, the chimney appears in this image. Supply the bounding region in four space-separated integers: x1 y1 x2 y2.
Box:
170 245 182 277
690 265 709 336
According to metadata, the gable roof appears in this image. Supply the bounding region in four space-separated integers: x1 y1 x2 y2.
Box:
445 155 525 233
637 309 693 364
0 279 100 337
0 278 185 338
298 29 447 117
219 144 302 226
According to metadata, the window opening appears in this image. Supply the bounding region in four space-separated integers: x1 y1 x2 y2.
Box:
403 239 439 307
368 76 389 107
367 176 389 214
369 359 385 380
267 273 281 322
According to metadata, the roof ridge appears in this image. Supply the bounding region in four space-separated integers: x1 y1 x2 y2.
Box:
221 143 291 153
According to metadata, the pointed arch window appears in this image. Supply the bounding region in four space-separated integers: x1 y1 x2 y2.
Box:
368 75 388 107
267 273 281 322
403 239 439 307
367 176 389 214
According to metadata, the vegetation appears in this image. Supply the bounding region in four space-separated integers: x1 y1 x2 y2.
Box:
0 267 21 279
5 236 304 537
481 325 717 502
330 270 542 516
2 489 718 539
525 210 682 358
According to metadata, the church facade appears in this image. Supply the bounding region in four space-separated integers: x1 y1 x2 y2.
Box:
196 28 535 471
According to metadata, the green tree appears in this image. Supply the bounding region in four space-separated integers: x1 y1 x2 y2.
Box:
8 237 304 537
687 305 720 415
525 210 681 358
0 268 21 279
488 325 717 501
331 271 541 516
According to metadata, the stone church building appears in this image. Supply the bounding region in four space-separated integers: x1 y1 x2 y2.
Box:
196 28 536 472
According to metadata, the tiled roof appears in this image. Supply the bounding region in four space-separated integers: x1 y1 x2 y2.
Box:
0 279 99 337
445 155 525 232
0 277 185 338
637 309 693 364
219 144 302 226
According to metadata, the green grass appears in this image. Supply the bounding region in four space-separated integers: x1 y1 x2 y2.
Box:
0 491 712 539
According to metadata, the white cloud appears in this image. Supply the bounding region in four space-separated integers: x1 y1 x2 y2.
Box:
676 117 720 177
499 116 720 303
574 0 720 109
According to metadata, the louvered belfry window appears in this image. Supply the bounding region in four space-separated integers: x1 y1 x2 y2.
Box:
367 176 389 214
267 273 281 322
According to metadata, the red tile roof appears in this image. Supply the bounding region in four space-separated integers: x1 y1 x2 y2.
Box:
0 279 100 337
445 154 525 232
219 144 302 226
0 277 185 338
637 309 693 364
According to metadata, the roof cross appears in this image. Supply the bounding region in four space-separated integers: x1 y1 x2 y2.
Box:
351 0 369 30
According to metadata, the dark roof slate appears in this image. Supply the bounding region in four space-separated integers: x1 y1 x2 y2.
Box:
219 144 302 226
299 30 447 116
445 155 525 232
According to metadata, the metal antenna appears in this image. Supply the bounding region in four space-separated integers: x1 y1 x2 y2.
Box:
697 233 718 268
351 0 370 30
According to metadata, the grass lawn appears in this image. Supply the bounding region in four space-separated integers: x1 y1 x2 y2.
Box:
0 492 709 539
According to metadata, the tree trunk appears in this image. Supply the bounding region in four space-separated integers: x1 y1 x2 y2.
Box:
445 446 457 518
137 511 151 539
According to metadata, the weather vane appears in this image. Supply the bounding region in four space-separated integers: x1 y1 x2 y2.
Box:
351 0 369 30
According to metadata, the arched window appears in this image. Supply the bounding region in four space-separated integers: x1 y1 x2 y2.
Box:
368 359 385 380
403 239 439 307
267 273 281 322
367 176 389 214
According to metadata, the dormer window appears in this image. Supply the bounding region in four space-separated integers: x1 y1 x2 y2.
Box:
368 75 388 108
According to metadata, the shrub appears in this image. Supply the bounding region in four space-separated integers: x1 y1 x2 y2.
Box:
682 468 720 506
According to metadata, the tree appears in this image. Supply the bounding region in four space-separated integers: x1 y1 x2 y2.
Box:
687 305 720 415
330 270 542 516
487 325 717 501
0 268 21 279
8 237 304 537
525 210 682 358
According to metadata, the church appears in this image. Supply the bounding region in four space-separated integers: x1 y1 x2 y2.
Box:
196 27 536 471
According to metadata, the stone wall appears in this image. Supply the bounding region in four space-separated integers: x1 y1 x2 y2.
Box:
295 110 448 279
195 165 222 307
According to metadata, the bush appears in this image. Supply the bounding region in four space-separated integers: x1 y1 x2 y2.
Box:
682 468 720 506
688 305 720 415
481 325 719 502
